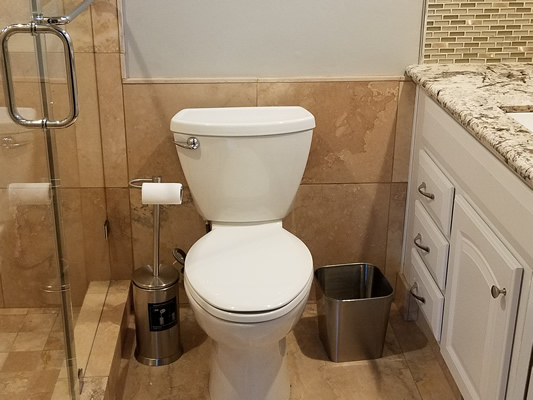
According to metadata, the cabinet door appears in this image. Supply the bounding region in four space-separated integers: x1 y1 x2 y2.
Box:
441 196 523 400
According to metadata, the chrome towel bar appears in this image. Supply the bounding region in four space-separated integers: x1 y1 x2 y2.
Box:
35 0 95 25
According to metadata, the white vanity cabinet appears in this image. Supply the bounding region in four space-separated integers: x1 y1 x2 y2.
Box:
404 90 533 400
442 195 522 400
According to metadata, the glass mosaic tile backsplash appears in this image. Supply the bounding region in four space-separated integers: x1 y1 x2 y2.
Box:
424 0 533 63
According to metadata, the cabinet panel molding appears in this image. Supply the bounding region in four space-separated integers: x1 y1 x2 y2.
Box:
441 196 523 400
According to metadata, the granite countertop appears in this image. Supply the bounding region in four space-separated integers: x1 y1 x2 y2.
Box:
405 63 533 190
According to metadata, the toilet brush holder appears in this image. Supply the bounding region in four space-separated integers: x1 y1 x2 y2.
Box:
129 177 183 366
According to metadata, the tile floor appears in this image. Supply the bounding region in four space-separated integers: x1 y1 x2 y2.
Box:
121 303 463 400
0 307 67 399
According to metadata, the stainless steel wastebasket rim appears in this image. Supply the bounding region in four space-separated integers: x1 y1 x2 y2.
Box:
314 262 394 301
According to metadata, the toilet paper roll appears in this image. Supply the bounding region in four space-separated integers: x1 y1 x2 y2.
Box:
142 182 183 205
8 183 51 205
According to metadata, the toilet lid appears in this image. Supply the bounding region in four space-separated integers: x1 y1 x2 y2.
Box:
185 222 313 313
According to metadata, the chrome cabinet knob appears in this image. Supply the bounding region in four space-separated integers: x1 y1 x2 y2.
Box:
491 285 507 298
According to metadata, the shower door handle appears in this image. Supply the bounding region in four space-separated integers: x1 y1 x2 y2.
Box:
0 22 79 129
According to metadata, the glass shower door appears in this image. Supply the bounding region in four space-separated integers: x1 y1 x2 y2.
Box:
0 0 98 398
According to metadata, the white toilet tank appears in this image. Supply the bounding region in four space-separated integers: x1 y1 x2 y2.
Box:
171 106 315 223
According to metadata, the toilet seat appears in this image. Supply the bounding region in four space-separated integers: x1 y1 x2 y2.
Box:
184 221 313 323
185 274 312 324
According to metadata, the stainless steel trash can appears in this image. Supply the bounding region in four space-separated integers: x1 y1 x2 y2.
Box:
133 264 183 366
315 263 393 362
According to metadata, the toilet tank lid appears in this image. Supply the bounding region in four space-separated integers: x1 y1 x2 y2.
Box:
170 106 315 136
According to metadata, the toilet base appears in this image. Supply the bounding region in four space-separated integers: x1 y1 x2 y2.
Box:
209 338 290 400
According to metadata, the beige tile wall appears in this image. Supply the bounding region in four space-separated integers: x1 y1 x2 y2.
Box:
425 0 533 63
0 0 416 307
123 80 415 300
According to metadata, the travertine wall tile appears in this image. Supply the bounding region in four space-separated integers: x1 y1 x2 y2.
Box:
105 188 134 280
123 83 257 183
385 183 408 286
63 0 95 53
74 53 105 188
393 81 416 182
96 53 128 188
60 189 89 307
91 0 120 53
289 183 391 269
80 188 111 281
0 189 58 308
52 53 104 188
258 82 399 184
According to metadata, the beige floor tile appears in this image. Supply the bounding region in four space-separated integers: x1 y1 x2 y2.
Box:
38 351 66 371
27 308 60 315
50 378 69 400
25 392 55 399
27 369 60 394
0 371 33 398
0 315 26 333
389 307 460 400
0 308 29 315
44 332 65 351
11 332 49 352
79 376 108 400
2 351 43 372
20 314 57 333
122 304 456 400
0 352 8 370
0 333 17 352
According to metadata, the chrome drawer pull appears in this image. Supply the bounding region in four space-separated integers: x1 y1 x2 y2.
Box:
173 137 199 150
417 182 435 200
491 285 507 299
410 282 426 304
414 233 430 253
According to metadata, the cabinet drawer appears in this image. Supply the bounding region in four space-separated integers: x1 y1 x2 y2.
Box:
412 201 449 291
416 150 455 236
408 248 445 342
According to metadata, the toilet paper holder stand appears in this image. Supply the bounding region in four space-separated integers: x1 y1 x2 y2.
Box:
129 176 184 366
129 176 168 278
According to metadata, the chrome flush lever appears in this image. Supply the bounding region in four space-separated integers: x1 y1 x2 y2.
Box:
173 137 200 150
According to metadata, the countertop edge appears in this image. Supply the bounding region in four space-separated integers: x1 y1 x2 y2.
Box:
406 64 533 190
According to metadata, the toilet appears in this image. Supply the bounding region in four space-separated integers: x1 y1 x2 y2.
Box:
171 106 315 400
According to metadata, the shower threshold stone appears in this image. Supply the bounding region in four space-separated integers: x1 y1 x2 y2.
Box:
50 280 131 400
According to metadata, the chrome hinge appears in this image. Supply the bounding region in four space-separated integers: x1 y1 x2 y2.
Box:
78 368 84 394
103 219 109 240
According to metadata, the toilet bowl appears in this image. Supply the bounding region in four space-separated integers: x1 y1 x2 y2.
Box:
171 106 315 400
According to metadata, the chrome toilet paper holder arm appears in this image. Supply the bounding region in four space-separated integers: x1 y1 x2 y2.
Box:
129 177 163 277
129 177 156 189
